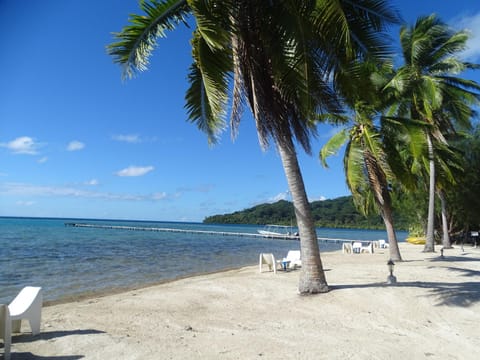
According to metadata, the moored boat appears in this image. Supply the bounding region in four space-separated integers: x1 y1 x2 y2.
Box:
258 225 299 239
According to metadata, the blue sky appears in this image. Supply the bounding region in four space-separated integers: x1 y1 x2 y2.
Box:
1 1 480 222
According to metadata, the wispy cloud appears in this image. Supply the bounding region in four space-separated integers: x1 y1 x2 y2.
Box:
67 140 85 151
84 179 99 186
309 195 327 202
112 134 142 143
1 182 168 202
453 12 480 61
16 200 35 206
38 157 48 164
115 165 154 177
268 191 289 203
1 136 43 155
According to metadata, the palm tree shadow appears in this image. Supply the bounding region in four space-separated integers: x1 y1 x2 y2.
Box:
330 278 480 307
14 329 105 343
10 353 84 360
429 255 480 263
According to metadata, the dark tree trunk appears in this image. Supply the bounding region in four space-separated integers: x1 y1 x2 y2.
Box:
277 137 328 294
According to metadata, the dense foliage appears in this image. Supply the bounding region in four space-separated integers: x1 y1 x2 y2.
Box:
203 196 410 230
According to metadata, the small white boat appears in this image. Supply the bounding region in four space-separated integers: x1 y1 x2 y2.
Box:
258 225 299 239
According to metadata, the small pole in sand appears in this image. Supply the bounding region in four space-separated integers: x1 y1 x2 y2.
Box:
387 259 397 285
440 247 444 259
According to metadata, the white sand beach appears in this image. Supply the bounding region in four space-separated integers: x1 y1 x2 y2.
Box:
7 243 480 359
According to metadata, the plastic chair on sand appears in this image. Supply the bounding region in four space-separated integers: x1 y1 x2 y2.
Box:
352 242 362 254
378 239 389 249
361 242 373 254
8 286 43 336
259 253 277 274
280 250 302 270
0 304 11 360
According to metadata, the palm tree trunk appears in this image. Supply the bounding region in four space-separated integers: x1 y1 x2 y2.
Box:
438 190 452 248
424 133 436 252
380 204 402 261
277 138 328 294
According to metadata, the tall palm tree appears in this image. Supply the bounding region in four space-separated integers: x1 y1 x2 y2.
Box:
384 14 480 252
108 0 400 294
320 60 403 261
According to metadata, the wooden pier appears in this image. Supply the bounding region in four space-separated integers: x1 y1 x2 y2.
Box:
65 222 359 243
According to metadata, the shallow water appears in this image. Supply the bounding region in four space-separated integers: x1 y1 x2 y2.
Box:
0 217 407 303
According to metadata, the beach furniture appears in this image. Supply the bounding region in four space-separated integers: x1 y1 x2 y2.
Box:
361 242 373 254
342 242 353 253
278 250 302 270
352 242 362 253
259 253 277 274
352 242 373 254
378 239 389 249
8 286 43 336
0 304 11 360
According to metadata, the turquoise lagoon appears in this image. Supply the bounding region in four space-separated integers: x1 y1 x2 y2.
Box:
0 217 407 304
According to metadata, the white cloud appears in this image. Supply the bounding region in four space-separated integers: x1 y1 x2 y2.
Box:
67 140 85 151
112 134 142 143
310 195 327 202
16 200 35 206
38 157 48 164
268 191 289 203
1 182 166 202
1 136 42 155
152 192 167 200
453 12 480 62
84 179 99 186
116 165 154 177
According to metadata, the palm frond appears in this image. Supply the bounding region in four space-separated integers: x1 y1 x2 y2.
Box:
320 129 349 167
108 0 190 79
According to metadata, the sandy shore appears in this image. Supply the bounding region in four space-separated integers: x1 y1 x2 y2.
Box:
7 243 480 359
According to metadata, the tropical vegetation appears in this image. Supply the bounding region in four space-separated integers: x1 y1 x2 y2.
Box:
203 196 411 230
383 15 480 252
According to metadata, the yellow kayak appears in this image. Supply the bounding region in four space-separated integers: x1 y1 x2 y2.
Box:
406 236 426 245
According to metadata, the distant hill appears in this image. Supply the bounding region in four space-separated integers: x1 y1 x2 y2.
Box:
203 196 407 229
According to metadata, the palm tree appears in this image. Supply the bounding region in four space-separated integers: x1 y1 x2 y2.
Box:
320 60 403 261
108 0 400 294
384 14 480 252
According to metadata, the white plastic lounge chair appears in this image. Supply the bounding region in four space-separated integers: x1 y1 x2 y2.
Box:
8 286 42 335
352 242 362 254
342 242 353 254
378 239 389 249
259 253 277 274
280 250 301 270
361 242 373 254
0 304 11 360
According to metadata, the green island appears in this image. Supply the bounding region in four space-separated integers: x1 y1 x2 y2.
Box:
203 196 409 230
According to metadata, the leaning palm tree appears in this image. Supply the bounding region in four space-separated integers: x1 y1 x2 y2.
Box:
384 14 480 252
108 0 400 294
321 60 404 261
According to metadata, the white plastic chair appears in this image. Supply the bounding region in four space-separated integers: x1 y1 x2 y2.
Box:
259 253 277 274
352 242 362 254
8 286 43 335
0 304 11 360
281 250 302 270
342 242 353 254
378 239 389 249
361 242 373 254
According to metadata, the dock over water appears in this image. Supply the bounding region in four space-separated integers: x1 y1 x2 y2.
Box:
65 222 359 243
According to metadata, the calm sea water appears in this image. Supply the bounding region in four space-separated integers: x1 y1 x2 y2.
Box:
0 217 407 304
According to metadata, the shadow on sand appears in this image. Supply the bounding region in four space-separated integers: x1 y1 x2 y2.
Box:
7 329 105 360
13 329 105 343
331 254 480 308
